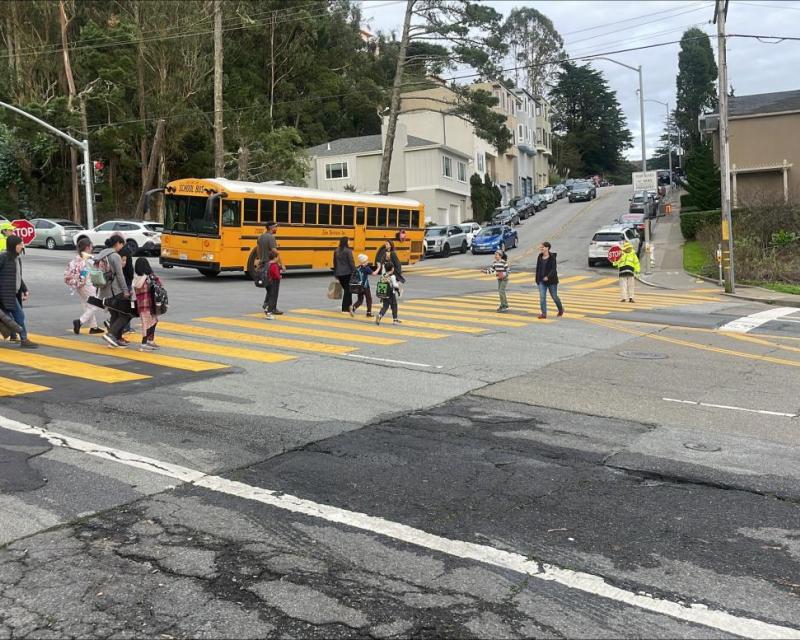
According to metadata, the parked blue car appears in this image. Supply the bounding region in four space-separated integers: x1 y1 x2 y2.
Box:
471 225 518 254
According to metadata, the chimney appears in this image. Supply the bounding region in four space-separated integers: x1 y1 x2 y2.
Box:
327 142 331 151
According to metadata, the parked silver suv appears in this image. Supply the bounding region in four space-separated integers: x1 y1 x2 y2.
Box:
425 225 469 257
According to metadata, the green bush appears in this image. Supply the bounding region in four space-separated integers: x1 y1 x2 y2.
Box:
680 193 694 209
680 209 720 240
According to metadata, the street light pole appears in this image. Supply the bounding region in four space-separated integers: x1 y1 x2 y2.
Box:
645 98 672 186
715 0 735 293
0 100 95 228
585 57 646 171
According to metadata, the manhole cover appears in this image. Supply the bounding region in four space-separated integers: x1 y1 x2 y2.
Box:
617 351 669 360
683 442 722 453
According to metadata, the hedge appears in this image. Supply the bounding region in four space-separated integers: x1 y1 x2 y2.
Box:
680 209 720 240
680 193 694 209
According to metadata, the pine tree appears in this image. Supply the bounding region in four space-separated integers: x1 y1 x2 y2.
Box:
675 28 717 153
685 141 720 211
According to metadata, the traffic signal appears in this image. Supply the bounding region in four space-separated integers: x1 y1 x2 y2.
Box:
93 160 105 184
78 163 86 185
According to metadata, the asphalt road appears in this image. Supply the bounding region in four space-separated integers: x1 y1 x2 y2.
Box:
2 186 800 638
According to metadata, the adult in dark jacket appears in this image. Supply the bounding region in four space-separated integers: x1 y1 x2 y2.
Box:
332 236 356 315
96 234 131 348
117 242 135 334
375 240 404 283
534 241 564 319
0 235 37 347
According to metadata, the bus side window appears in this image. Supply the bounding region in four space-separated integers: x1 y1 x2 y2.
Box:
367 207 377 226
222 200 241 227
276 200 289 223
388 208 398 228
291 201 303 224
244 198 259 224
378 207 388 227
318 203 330 225
411 210 420 228
399 209 410 227
306 202 318 224
343 205 354 227
356 207 365 226
332 204 343 226
261 199 274 223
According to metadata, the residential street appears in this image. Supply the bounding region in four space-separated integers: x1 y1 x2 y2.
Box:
2 186 799 638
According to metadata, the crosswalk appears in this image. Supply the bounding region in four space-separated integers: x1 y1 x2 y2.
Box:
0 277 722 398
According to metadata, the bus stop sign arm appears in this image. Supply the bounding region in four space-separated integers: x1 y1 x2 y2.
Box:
0 100 95 229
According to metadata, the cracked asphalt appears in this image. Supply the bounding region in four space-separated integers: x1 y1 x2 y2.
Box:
2 186 799 637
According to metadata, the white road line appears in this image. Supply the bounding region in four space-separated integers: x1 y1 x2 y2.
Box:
662 397 797 418
1 414 798 639
718 307 798 333
345 354 443 369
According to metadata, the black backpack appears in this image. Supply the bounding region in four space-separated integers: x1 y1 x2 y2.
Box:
349 269 363 294
149 275 168 315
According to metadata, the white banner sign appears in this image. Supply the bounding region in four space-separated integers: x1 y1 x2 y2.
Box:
632 170 658 191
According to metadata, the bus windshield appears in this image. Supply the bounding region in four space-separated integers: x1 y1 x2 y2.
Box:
164 195 218 236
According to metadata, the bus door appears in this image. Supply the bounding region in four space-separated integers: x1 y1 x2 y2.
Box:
354 206 367 254
220 198 243 267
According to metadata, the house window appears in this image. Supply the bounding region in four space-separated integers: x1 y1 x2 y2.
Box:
536 104 542 116
517 124 524 142
457 161 467 183
476 153 485 173
325 161 349 180
442 156 452 178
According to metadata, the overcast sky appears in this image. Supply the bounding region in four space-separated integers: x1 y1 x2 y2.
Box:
359 0 800 162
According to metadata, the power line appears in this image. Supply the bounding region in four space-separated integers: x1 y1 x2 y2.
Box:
560 1 712 37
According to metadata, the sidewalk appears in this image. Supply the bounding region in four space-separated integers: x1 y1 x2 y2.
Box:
637 193 800 307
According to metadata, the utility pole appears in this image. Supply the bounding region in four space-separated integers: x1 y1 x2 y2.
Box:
715 0 735 293
0 100 95 228
213 0 224 178
638 65 646 172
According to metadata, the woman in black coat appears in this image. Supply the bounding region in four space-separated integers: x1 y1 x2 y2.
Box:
0 235 36 347
332 236 356 315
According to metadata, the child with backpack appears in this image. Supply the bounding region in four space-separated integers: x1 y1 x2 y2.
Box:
64 238 105 335
132 257 166 351
264 249 282 320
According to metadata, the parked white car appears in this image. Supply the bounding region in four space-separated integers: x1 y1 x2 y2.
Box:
424 225 469 257
538 187 556 204
588 224 641 267
76 220 163 256
458 222 482 247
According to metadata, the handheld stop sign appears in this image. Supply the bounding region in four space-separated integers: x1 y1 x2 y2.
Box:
11 219 36 246
607 245 622 263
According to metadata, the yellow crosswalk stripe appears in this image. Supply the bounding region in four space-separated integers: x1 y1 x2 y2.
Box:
0 348 149 383
29 334 227 373
404 300 534 323
291 309 484 334
0 375 50 397
462 296 614 316
557 275 590 284
155 337 296 364
399 307 529 327
410 297 536 319
567 277 618 289
195 317 404 346
159 321 355 355
245 312 447 339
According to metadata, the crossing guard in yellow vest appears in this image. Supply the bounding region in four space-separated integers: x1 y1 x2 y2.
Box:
0 221 14 253
612 241 640 303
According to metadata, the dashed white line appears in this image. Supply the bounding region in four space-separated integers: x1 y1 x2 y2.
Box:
1 414 798 639
662 397 797 418
345 354 443 368
718 307 798 333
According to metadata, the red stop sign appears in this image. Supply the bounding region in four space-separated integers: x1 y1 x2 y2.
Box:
608 244 622 262
11 219 36 245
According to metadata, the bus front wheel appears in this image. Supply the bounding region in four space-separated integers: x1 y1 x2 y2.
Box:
197 268 220 278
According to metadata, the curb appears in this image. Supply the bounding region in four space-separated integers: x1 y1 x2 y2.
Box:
721 292 800 308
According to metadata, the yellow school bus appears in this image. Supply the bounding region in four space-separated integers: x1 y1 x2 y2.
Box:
154 178 425 277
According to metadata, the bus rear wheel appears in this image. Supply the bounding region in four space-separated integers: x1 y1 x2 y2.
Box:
197 268 220 278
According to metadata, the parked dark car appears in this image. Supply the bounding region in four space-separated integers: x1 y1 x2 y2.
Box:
491 207 520 226
508 196 535 219
616 212 649 239
529 193 547 211
553 184 567 199
628 191 656 217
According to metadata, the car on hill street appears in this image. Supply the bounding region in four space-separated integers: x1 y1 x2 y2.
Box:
588 224 641 267
76 220 163 256
458 222 482 248
529 193 547 211
628 191 656 217
553 184 567 199
538 187 556 204
508 196 535 219
490 207 521 226
28 218 85 249
424 225 469 257
569 182 594 203
471 224 518 254
616 213 649 240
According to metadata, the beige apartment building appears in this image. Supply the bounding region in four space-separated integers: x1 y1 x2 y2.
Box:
305 81 553 224
711 89 800 206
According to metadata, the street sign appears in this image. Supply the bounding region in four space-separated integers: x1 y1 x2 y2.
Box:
632 170 658 191
608 244 622 263
11 219 35 245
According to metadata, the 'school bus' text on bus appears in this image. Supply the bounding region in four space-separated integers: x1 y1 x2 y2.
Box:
154 178 425 278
